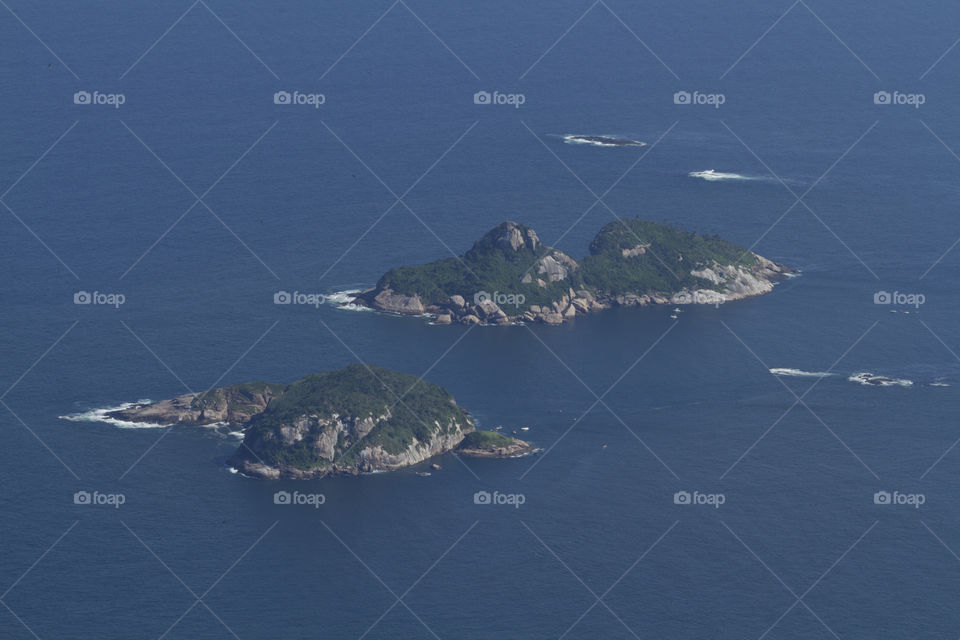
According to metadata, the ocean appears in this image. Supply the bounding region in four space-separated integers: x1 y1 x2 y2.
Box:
3 1 960 637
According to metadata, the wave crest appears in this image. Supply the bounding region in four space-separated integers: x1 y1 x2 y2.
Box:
324 289 373 312
770 368 834 378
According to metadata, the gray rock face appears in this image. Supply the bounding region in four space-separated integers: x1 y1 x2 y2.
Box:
498 225 525 251
107 384 283 426
495 222 542 252
682 257 785 304
236 412 474 479
358 430 467 471
372 289 426 314
621 243 649 258
536 253 578 283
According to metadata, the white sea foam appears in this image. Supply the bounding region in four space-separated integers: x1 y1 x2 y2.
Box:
770 368 834 378
324 289 361 304
562 134 645 148
59 401 170 429
325 289 373 312
689 169 756 182
848 372 913 388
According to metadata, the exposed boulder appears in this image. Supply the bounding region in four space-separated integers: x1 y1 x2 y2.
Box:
371 289 425 314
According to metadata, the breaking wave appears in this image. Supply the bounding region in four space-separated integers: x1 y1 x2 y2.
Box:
59 401 170 429
324 289 372 312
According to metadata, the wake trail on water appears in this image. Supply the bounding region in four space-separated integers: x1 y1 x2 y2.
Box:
555 134 646 148
770 368 951 388
688 169 770 182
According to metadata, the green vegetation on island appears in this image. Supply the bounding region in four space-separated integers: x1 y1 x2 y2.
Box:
238 364 472 472
579 219 759 295
113 364 536 478
358 219 787 325
458 430 516 449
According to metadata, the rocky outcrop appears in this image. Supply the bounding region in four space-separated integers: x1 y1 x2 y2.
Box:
689 254 784 301
107 382 284 426
370 289 426 315
621 243 649 258
497 224 541 252
524 252 579 285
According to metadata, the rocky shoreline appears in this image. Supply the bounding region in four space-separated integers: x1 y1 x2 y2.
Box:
232 434 537 479
356 260 786 327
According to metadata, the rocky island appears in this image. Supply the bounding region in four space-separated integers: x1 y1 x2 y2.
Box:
108 365 533 479
352 219 791 325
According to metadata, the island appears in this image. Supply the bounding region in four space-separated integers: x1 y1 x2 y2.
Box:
352 219 792 325
107 364 533 479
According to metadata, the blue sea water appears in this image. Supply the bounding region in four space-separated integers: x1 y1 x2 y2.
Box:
3 1 960 637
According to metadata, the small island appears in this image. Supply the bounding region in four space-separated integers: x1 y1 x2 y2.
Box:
352 219 791 325
455 430 535 457
107 365 532 479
